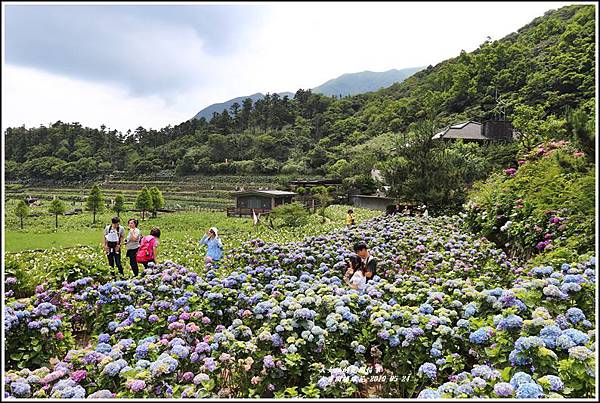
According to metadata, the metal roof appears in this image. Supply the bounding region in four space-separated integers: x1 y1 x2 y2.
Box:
233 190 297 197
432 121 488 140
351 194 395 201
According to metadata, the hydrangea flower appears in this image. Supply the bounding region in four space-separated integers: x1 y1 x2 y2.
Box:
538 375 564 392
510 372 533 389
515 382 544 399
418 363 437 379
493 382 514 397
417 388 441 399
469 327 494 344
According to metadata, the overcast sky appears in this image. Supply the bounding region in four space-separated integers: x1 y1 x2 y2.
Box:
2 1 577 134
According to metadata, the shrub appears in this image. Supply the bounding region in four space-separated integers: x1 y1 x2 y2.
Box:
464 141 595 260
269 202 310 228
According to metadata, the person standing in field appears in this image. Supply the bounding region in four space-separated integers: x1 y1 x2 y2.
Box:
346 209 356 227
103 216 125 277
199 227 223 264
125 218 141 276
136 226 160 271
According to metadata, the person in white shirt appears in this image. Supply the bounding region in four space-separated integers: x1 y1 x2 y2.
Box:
343 254 367 291
347 267 367 291
125 218 141 276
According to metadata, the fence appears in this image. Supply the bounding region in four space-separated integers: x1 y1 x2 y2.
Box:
226 207 271 217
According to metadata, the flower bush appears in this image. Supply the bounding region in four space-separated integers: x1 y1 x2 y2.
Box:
3 213 596 398
464 140 595 264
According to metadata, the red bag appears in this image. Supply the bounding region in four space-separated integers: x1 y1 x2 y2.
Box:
136 236 156 263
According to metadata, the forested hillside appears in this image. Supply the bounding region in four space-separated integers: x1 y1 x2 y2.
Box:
5 5 595 198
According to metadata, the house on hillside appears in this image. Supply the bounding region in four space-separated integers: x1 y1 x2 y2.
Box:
288 178 343 190
350 194 395 212
227 190 297 217
432 120 517 141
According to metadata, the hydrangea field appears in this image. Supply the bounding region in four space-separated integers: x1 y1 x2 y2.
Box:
3 213 596 398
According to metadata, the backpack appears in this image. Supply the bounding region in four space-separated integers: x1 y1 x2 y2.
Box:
136 235 156 263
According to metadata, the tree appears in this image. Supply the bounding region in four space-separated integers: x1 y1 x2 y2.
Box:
314 187 333 223
48 197 66 229
86 185 104 223
566 107 595 161
113 194 125 217
135 186 153 220
15 200 29 229
149 187 165 218
380 120 466 214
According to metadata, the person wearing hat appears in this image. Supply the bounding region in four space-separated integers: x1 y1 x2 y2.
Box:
199 227 223 263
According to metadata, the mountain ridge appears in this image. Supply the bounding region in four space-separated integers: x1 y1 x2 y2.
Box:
192 67 423 120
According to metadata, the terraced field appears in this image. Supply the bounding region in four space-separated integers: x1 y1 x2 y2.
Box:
4 175 303 210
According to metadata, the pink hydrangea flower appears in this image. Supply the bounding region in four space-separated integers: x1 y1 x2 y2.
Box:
71 370 87 383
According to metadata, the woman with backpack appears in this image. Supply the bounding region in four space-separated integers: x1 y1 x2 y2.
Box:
199 227 223 264
136 226 161 271
125 218 141 276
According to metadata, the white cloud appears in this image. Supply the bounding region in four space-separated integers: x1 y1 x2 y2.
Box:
1 65 205 133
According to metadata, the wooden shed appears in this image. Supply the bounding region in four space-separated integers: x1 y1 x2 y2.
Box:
227 190 297 217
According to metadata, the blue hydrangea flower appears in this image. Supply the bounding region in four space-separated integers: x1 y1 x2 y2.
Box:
95 343 112 354
539 375 564 392
509 349 532 366
317 376 330 389
98 333 110 343
565 308 586 323
515 382 544 399
11 381 31 398
419 303 434 314
101 362 121 377
418 363 437 379
417 389 441 399
510 372 533 389
171 344 189 359
496 314 523 330
562 328 589 345
514 336 545 351
556 334 576 350
469 327 493 344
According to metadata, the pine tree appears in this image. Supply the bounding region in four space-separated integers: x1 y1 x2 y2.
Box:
15 200 30 229
113 194 125 217
135 187 153 220
149 187 165 218
48 197 66 229
86 185 104 223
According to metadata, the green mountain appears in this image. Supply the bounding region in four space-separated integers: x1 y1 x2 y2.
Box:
192 67 422 120
193 92 295 121
312 67 424 97
5 4 595 193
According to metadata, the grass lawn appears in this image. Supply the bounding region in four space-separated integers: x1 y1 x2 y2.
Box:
4 205 381 252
